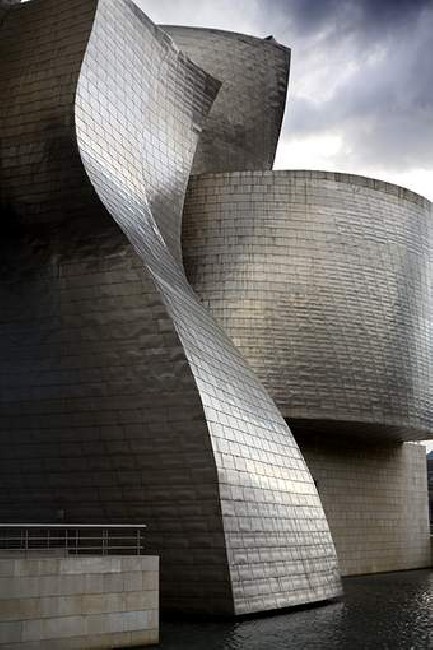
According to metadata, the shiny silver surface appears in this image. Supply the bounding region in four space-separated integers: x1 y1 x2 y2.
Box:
161 25 290 174
0 0 341 615
183 170 433 441
76 0 341 615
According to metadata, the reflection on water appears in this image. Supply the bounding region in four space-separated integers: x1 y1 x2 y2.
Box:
158 570 432 649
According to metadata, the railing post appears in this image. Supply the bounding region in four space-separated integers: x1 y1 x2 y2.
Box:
137 529 141 555
24 528 29 553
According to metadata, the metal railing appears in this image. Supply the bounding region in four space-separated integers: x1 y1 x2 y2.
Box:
0 524 146 556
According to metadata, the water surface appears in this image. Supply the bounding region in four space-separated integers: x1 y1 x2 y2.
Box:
158 570 432 649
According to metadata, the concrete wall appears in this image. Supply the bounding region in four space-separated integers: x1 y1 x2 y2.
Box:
0 556 158 649
296 438 431 575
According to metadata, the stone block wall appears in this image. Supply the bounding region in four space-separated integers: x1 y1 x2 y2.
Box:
297 439 431 575
0 556 158 649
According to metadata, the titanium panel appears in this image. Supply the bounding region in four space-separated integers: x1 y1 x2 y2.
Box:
161 25 291 174
0 0 341 614
1 0 231 613
183 170 433 442
76 0 340 615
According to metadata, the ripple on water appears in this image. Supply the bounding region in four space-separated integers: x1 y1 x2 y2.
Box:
157 570 432 649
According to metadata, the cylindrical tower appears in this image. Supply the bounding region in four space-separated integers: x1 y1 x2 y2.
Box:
183 170 433 442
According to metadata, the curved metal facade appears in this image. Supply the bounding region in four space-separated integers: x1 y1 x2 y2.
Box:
183 170 433 441
0 0 340 615
161 25 290 174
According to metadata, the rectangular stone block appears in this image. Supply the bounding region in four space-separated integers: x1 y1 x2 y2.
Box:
0 555 159 648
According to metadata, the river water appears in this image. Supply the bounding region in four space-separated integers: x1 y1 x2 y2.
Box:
157 570 432 649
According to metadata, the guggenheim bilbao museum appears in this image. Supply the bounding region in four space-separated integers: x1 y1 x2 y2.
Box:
0 0 431 616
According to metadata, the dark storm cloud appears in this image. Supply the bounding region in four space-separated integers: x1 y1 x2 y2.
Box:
136 0 433 188
267 0 432 35
266 0 433 171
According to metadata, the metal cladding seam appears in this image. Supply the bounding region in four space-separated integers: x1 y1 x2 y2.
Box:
75 0 341 614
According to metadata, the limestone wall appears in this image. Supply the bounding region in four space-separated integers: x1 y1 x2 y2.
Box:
0 556 158 648
297 439 431 575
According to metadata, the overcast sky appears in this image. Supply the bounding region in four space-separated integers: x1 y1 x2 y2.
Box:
135 0 433 203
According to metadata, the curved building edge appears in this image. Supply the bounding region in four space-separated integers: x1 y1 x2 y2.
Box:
0 0 231 613
76 0 341 615
161 24 291 175
189 168 431 208
160 23 291 55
